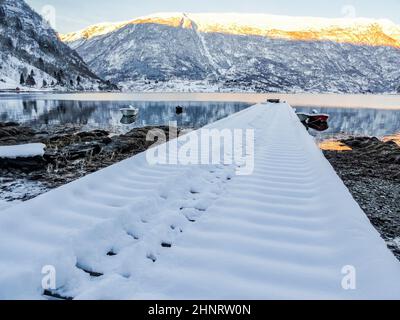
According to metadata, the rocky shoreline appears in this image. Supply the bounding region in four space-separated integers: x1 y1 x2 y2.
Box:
324 136 400 261
0 122 180 202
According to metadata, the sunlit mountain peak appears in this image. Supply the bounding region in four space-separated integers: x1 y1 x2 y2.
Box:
60 12 400 48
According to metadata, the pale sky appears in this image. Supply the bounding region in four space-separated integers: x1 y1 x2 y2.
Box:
26 0 400 34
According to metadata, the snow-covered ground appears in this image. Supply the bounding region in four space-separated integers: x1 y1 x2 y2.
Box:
0 199 21 211
0 54 59 91
0 143 46 159
119 79 223 93
117 79 399 94
118 79 292 93
0 103 399 300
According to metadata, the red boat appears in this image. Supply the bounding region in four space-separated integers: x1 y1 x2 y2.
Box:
308 114 329 123
296 110 329 124
307 121 329 132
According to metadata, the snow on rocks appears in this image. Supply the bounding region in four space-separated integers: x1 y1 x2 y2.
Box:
0 103 400 300
0 143 46 159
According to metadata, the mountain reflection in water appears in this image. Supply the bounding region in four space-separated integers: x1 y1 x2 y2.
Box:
0 100 251 134
295 106 400 139
0 100 399 139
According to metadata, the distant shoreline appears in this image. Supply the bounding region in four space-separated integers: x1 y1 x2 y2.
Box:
1 91 400 109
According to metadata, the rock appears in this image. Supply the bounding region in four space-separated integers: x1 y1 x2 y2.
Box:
76 130 109 139
58 142 103 161
0 124 35 143
0 156 47 171
101 137 112 144
342 137 380 149
0 122 20 127
48 133 73 143
42 149 60 163
103 126 171 154
28 173 47 181
393 155 400 164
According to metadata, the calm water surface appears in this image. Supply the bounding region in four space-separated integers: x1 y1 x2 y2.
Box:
295 106 400 139
0 99 251 134
0 93 399 138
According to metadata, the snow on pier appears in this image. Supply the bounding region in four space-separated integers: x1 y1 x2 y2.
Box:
0 103 399 299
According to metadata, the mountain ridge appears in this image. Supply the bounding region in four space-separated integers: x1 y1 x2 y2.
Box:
61 12 400 48
60 12 400 94
0 0 111 90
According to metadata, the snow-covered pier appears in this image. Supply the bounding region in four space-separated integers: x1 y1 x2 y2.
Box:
1 102 400 299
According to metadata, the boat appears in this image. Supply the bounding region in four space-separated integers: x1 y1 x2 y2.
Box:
176 106 183 115
296 109 329 124
307 121 329 132
266 99 281 104
120 105 139 117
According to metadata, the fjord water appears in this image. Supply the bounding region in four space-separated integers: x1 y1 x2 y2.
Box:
0 93 399 138
0 98 251 134
295 106 400 140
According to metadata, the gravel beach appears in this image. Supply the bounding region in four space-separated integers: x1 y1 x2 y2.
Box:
0 122 180 202
324 136 400 260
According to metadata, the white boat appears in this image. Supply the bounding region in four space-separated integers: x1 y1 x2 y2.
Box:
120 105 139 117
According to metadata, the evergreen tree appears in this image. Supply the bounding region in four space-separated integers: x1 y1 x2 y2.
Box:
42 79 47 88
38 58 44 68
56 70 63 84
76 75 81 86
25 74 36 86
19 73 25 85
5 37 13 49
0 7 6 27
0 7 5 19
51 80 55 86
70 79 74 86
15 18 22 31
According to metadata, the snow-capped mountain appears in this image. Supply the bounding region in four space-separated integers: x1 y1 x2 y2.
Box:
0 0 110 90
61 12 400 93
62 12 400 47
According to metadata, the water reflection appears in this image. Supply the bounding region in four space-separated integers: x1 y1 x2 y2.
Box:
302 120 329 132
120 115 137 125
0 98 399 139
296 106 400 139
0 100 251 134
